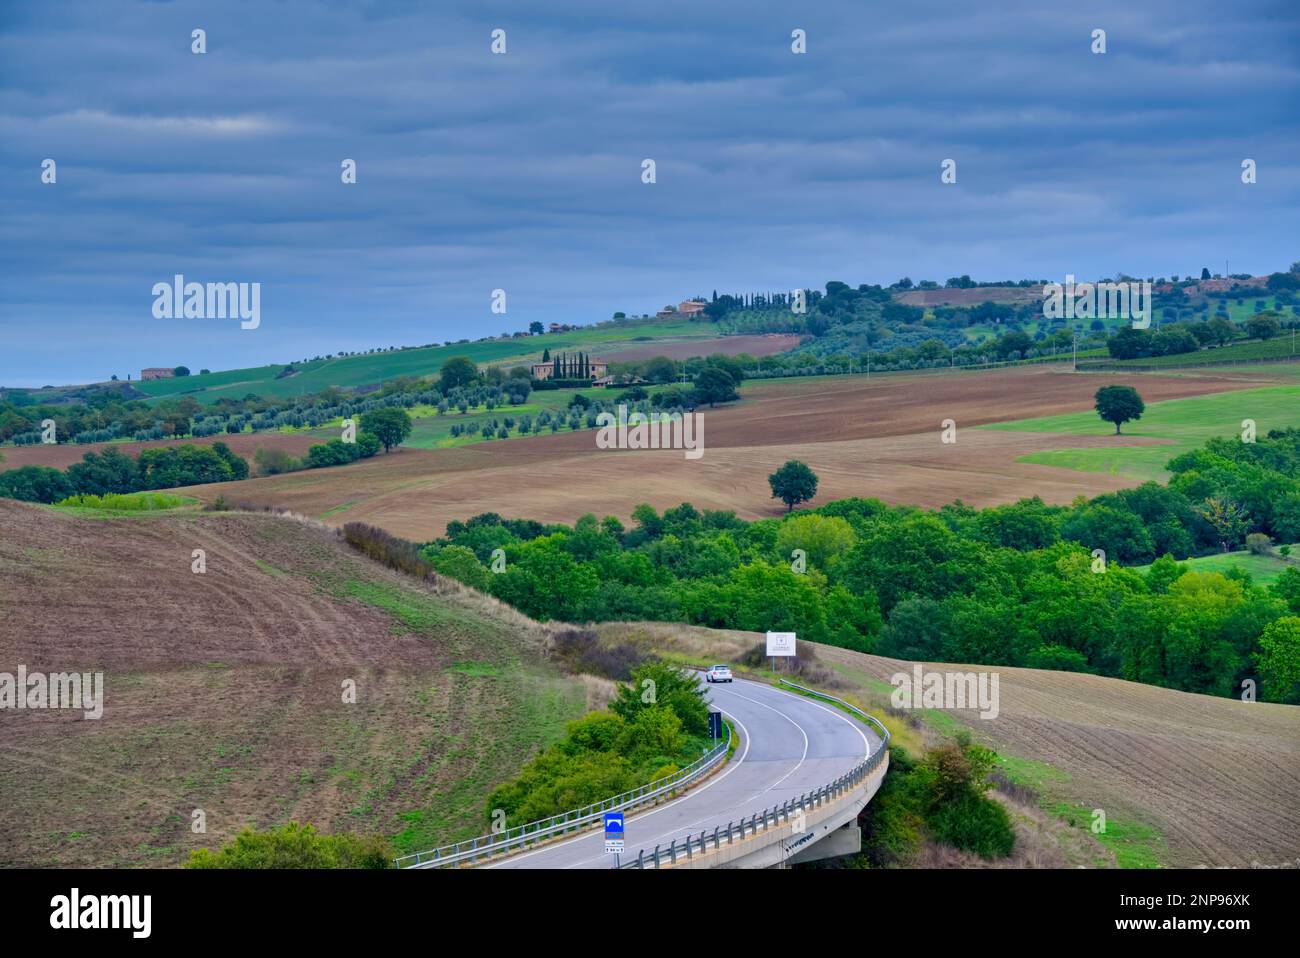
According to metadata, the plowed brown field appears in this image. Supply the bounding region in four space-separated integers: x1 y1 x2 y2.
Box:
0 499 587 867
178 364 1267 541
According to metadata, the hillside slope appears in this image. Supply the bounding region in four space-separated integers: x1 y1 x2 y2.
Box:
0 499 590 867
599 622 1300 868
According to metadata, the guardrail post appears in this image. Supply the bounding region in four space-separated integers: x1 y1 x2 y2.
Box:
653 844 661 869
713 825 720 849
637 849 644 869
670 841 678 865
726 821 733 844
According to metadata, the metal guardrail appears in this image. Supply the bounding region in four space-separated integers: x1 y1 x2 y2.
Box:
395 717 733 869
619 680 890 869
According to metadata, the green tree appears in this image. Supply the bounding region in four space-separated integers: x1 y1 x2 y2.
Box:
66 448 140 495
439 356 479 390
768 460 819 512
693 366 739 406
427 544 491 590
609 662 708 735
1094 384 1145 435
173 366 191 377
358 408 413 453
1255 616 1300 703
642 356 678 384
1204 315 1236 346
775 513 856 568
0 465 73 503
1246 312 1282 341
1195 497 1250 552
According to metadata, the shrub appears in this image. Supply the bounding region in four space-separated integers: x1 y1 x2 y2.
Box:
549 627 653 681
926 791 1015 859
1247 532 1273 556
1025 643 1095 673
54 492 190 511
341 522 436 581
733 641 840 686
255 447 301 476
185 822 393 869
306 438 364 469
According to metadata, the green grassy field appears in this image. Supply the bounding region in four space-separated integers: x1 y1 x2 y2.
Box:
132 317 714 404
1133 548 1299 587
984 384 1300 481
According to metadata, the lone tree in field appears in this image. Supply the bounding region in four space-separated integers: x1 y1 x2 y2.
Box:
1094 385 1145 435
769 460 819 512
359 407 413 453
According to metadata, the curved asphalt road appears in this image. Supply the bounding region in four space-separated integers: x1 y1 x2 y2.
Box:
486 676 883 869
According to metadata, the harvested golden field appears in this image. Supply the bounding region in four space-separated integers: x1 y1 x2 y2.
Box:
597 621 1300 868
0 499 588 867
178 364 1265 541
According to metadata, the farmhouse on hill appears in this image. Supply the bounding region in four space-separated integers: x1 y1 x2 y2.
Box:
656 299 708 319
140 367 175 381
530 352 609 382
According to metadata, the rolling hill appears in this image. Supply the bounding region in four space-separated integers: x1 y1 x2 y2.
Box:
0 498 593 866
127 316 743 404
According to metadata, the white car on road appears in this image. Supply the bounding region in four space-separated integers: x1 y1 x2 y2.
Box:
704 665 733 683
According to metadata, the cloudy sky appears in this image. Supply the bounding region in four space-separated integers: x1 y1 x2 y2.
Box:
1 0 1297 387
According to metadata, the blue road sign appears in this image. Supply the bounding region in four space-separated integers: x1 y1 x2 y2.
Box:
604 811 625 853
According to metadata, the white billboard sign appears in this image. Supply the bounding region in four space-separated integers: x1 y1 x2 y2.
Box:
766 631 797 657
